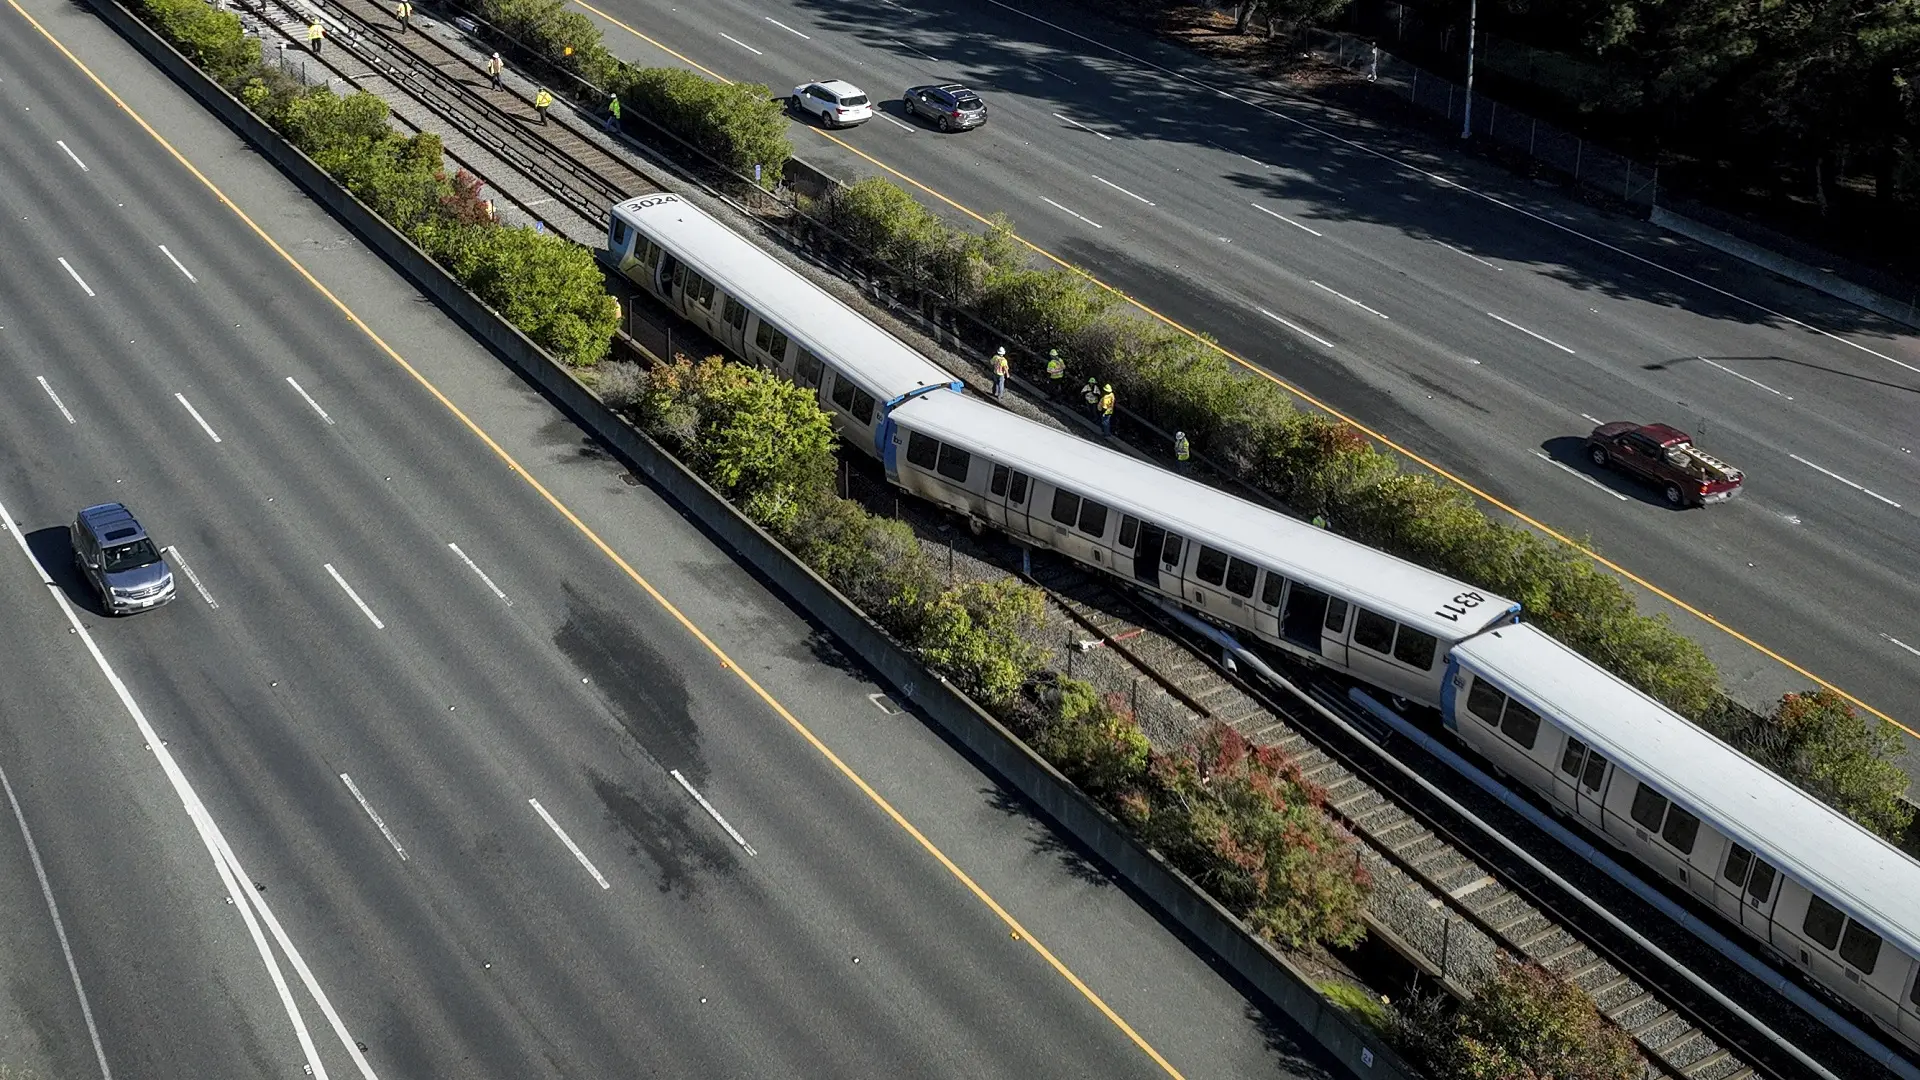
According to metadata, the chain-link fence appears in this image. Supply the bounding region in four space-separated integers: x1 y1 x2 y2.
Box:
1306 29 1659 208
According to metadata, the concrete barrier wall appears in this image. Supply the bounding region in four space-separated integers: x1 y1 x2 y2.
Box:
1650 205 1920 330
96 7 1420 1076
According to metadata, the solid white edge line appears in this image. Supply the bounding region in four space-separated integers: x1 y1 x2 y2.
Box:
56 138 89 171
174 392 222 443
1533 450 1628 501
717 32 761 55
323 563 385 629
158 244 197 283
764 16 809 38
1040 196 1102 229
0 495 347 1080
1250 203 1322 237
891 38 939 62
1486 311 1576 354
161 545 217 608
1789 454 1902 508
1051 112 1112 141
879 112 913 132
1258 307 1335 349
0 760 114 1079
1581 413 1605 426
1310 280 1390 319
286 376 336 425
58 257 95 297
528 799 610 889
447 542 510 604
36 376 77 424
339 775 408 861
1433 238 1499 269
1091 175 1155 206
1883 634 1920 660
1033 63 1076 84
670 769 757 857
1697 356 1792 399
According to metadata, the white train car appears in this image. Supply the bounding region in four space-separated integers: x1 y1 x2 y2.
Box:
882 392 1518 706
606 193 962 457
1446 622 1920 1051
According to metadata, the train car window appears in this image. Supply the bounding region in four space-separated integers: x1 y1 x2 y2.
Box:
1560 738 1588 778
1630 783 1669 833
755 322 790 361
681 269 716 309
1160 533 1184 567
1009 472 1029 506
796 350 825 387
610 220 631 248
1500 700 1541 749
937 443 972 483
1325 598 1349 633
1118 516 1138 549
722 297 748 330
830 375 857 411
1746 860 1777 906
1661 804 1700 854
851 389 876 425
1260 571 1284 608
1465 678 1507 726
1840 920 1883 974
1077 500 1108 537
1393 627 1439 670
1195 546 1229 587
1911 968 1920 1008
1802 895 1846 951
906 432 939 469
1051 489 1082 527
1723 844 1754 886
991 465 1010 497
1581 751 1608 792
1225 557 1257 598
638 238 662 271
1352 609 1396 655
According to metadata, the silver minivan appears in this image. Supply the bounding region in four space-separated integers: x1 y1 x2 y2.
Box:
72 503 175 614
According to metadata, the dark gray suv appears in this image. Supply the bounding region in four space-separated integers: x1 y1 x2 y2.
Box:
903 84 987 131
72 503 175 614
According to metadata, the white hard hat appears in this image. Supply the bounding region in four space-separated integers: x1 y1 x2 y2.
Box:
1176 431 1185 439
996 346 1006 355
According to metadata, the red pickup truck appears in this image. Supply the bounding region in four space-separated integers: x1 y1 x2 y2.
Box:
1585 422 1744 507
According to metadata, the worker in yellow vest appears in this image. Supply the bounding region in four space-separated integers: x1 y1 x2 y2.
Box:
307 20 324 53
1174 431 1190 471
487 52 504 90
1098 384 1115 436
534 87 553 124
991 346 1009 398
1046 349 1064 394
394 0 411 31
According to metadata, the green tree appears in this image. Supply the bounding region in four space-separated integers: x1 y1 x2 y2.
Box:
615 68 791 185
417 223 619 368
1397 955 1642 1080
1741 689 1915 841
1024 676 1152 799
915 579 1050 708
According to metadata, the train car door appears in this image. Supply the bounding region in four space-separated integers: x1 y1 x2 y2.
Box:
1900 968 1920 1044
1250 571 1283 642
1132 521 1167 589
1279 582 1331 656
1720 849 1781 940
1555 738 1611 833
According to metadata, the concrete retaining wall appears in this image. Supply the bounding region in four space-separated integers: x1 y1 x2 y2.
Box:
95 6 1420 1076
1650 205 1920 330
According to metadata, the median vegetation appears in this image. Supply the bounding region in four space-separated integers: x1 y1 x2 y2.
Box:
1394 955 1642 1080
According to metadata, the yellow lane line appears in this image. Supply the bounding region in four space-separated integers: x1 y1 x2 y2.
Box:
8 1 1193 1073
577 4 1910 738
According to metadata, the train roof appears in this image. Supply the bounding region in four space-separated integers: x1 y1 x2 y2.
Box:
894 393 1516 640
1450 622 1920 958
612 195 957 401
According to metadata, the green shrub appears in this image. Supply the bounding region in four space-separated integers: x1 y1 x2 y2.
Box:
472 0 618 84
594 360 647 411
138 0 258 86
1729 689 1915 841
414 221 618 367
1395 956 1641 1080
611 68 790 186
914 579 1049 709
1023 675 1152 799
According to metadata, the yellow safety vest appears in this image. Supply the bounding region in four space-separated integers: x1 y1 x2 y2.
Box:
1099 391 1114 416
993 353 1008 377
535 90 552 108
1175 435 1189 461
1046 356 1064 380
308 22 323 41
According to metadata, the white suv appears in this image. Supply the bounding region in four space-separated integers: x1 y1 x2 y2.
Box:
790 80 872 128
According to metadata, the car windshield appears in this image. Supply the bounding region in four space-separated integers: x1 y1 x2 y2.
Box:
102 538 161 573
839 94 869 107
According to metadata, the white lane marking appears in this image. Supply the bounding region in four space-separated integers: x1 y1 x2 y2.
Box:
1581 413 1605 426
286 376 335 424
58 257 95 297
1311 280 1390 320
324 563 385 629
340 774 408 861
718 32 761 55
881 0 911 7
35 377 76 424
1091 174 1155 206
174 393 222 443
1259 307 1335 349
447 542 510 605
1211 141 1270 168
1251 203 1322 236
764 16 809 38
1883 634 1920 659
0 495 377 1080
975 0 1920 384
1051 112 1112 141
891 38 939 62
1697 357 1792 399
1040 196 1103 229
1487 311 1576 354
1433 238 1499 269
529 799 610 889
162 545 217 608
1789 454 1902 507
56 139 89 172
1535 450 1628 500
879 112 914 131
158 244 197 283
1034 63 1076 84
0 761 113 1080
670 769 758 857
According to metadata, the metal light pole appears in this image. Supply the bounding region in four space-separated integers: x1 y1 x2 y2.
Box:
1460 0 1478 139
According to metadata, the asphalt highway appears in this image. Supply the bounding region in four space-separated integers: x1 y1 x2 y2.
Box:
574 0 1920 764
0 4 1326 1077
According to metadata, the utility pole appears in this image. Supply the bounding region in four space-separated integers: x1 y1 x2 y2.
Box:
1461 0 1478 139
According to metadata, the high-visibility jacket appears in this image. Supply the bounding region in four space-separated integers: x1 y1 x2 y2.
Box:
1082 380 1099 405
535 89 553 109
487 56 502 76
307 21 324 41
396 2 411 18
1046 355 1064 381
1311 514 1328 529
608 96 623 119
1098 390 1114 417
1174 433 1189 461
993 353 1008 377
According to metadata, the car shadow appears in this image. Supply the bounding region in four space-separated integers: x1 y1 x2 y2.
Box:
22 525 114 616
1539 435 1678 509
877 97 926 129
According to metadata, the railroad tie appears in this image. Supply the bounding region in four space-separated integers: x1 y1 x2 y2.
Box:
1603 989 1656 1021
1679 1048 1730 1077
